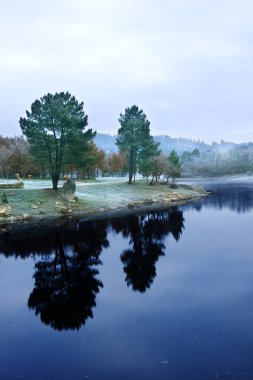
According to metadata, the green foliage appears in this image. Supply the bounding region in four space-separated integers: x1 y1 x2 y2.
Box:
1 192 8 204
116 105 160 183
138 138 161 178
169 150 181 166
19 92 96 189
165 150 182 184
181 148 200 164
192 148 200 158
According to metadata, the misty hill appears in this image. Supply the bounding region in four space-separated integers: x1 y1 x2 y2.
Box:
94 133 236 155
94 133 117 153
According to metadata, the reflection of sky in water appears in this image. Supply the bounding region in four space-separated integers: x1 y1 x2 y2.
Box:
1 182 253 379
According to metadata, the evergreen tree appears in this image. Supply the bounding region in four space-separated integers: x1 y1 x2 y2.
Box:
166 150 182 184
19 92 95 190
116 105 160 184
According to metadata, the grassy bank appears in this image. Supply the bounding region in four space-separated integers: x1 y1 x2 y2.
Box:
0 179 208 228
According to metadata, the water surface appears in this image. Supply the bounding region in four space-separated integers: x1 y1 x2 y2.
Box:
1 180 253 379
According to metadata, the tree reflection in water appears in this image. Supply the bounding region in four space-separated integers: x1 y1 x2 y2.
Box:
111 207 185 293
0 208 185 330
28 220 109 330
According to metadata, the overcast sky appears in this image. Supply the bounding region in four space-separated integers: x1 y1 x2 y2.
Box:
1 0 253 143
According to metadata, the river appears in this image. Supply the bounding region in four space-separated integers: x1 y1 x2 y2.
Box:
0 179 253 379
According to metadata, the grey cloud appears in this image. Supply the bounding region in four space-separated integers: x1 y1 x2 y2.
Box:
1 0 253 142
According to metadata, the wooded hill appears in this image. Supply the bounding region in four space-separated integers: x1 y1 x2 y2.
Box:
94 133 237 155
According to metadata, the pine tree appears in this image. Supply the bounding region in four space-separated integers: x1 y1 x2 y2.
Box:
166 150 182 184
116 105 160 184
20 92 96 190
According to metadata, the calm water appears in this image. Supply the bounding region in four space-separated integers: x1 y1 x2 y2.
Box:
1 180 253 380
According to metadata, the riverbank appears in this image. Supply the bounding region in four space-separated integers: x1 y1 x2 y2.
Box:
0 179 209 239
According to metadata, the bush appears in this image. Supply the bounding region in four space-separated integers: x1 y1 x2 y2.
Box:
1 192 8 204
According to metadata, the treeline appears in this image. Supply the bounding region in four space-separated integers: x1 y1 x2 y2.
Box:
0 136 181 183
181 144 253 177
7 90 253 188
0 135 127 179
0 136 33 178
95 133 253 178
1 136 253 181
0 138 149 181
1 135 253 180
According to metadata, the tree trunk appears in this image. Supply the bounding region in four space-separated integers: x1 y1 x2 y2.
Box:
129 147 134 184
149 172 155 185
133 156 137 183
52 173 59 190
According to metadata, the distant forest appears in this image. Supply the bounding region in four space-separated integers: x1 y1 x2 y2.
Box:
94 133 237 155
95 134 253 177
1 133 253 179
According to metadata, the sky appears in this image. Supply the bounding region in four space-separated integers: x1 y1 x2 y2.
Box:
1 0 253 143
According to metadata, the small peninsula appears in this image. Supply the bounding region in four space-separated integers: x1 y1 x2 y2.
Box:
0 178 209 240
